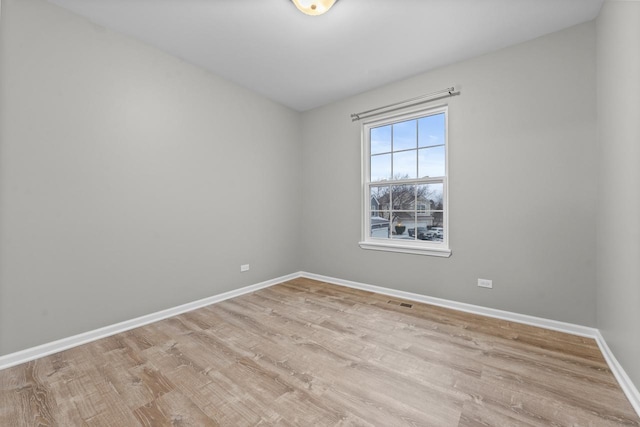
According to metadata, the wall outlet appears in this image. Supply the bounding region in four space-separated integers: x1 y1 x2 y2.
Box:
240 264 250 272
477 278 493 289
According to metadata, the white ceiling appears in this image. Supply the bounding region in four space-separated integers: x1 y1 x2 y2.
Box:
46 0 604 111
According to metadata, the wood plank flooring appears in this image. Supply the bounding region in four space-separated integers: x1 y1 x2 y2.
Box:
0 277 638 426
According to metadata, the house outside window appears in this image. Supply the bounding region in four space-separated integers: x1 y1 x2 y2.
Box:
359 105 451 257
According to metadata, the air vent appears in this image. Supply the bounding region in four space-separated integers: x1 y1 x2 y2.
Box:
388 300 413 308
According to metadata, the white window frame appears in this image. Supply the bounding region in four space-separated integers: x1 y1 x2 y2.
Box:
359 104 451 257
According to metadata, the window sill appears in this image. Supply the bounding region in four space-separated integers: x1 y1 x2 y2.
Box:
359 241 452 257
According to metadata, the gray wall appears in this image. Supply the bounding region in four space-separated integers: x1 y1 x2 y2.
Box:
1 0 632 387
0 0 302 354
301 22 598 326
596 1 640 388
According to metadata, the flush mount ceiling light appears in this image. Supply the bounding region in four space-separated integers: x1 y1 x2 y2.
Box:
290 0 338 16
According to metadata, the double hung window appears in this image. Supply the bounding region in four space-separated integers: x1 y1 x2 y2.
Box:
360 105 450 257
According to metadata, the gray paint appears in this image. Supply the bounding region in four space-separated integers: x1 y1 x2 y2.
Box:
596 1 640 388
0 0 635 397
301 22 598 327
0 0 302 354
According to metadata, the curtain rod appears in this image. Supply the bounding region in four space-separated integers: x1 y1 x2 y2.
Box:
350 87 458 122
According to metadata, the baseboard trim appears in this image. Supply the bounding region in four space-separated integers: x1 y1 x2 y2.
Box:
299 271 640 417
1 270 638 418
300 272 598 337
595 330 640 416
0 272 299 371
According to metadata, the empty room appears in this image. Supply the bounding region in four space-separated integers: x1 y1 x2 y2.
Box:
1 0 639 425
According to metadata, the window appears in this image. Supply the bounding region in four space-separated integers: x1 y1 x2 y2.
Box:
360 105 450 257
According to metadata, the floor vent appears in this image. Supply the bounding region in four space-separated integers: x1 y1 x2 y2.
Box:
388 300 413 308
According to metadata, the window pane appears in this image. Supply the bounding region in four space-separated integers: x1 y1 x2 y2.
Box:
423 183 444 210
370 185 390 211
418 146 445 178
393 120 417 151
403 213 420 240
371 153 391 182
415 182 445 242
371 125 391 155
430 211 444 242
418 113 445 148
409 197 433 240
392 184 414 210
415 184 433 232
393 150 417 179
370 210 390 238
391 211 413 239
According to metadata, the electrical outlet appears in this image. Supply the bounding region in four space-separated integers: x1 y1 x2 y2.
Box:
477 278 492 289
240 264 250 272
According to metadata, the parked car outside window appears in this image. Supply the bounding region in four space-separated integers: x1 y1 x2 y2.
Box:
407 227 427 238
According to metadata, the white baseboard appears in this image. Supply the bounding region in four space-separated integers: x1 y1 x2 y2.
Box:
595 330 640 416
1 270 638 418
299 271 640 417
300 272 598 337
0 272 300 371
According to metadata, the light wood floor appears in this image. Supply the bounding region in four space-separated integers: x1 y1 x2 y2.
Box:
0 278 638 426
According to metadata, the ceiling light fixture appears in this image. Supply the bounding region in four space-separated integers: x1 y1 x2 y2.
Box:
290 0 338 16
